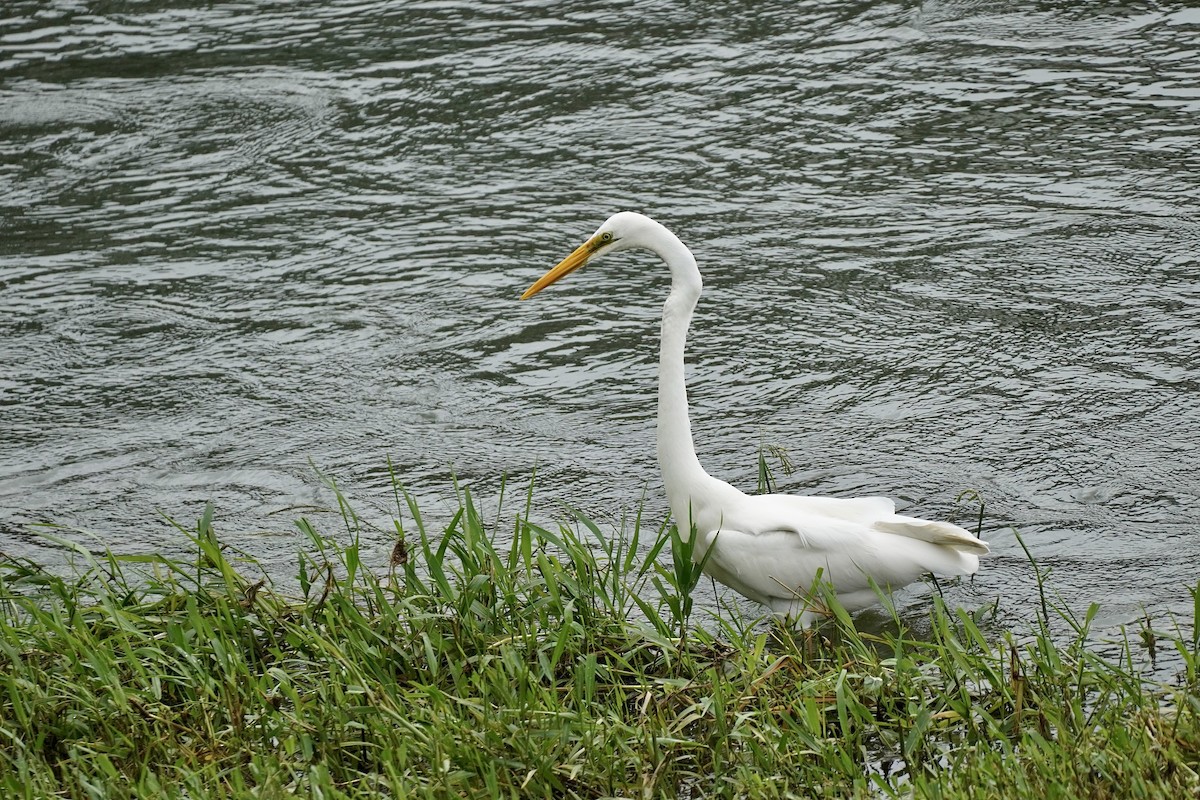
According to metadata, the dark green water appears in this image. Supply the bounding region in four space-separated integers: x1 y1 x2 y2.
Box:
2 1 1198 638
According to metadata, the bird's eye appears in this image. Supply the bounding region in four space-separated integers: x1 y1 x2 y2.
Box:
600 232 613 243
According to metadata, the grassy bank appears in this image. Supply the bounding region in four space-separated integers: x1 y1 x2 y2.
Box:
1 478 1197 798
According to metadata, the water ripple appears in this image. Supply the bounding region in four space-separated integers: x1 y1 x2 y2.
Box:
1 0 1198 636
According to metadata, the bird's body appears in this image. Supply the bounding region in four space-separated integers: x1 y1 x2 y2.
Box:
522 212 988 625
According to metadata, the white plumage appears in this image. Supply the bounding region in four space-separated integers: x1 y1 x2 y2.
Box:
522 212 988 625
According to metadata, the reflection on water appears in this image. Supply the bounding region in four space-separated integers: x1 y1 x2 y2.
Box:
2 2 1198 652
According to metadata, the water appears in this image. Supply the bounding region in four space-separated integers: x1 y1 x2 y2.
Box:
2 1 1198 647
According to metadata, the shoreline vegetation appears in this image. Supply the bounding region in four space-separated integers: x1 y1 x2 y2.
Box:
1 476 1197 798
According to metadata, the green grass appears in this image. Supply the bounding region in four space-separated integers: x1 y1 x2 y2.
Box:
0 474 1197 799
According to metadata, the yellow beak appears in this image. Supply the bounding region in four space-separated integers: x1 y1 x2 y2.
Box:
521 234 605 300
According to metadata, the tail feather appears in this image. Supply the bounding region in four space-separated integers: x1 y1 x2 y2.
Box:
873 516 990 555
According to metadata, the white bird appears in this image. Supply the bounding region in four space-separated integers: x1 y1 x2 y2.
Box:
521 212 988 626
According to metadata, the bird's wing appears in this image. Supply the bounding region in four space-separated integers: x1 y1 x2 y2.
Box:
747 493 989 554
696 494 986 608
699 519 907 605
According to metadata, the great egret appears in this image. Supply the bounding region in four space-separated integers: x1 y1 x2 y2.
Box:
521 212 988 625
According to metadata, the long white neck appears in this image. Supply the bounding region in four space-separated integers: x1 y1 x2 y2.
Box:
644 223 716 529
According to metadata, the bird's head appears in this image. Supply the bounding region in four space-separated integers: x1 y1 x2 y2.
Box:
521 212 659 300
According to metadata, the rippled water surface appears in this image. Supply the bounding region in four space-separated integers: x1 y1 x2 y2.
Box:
2 1 1198 639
